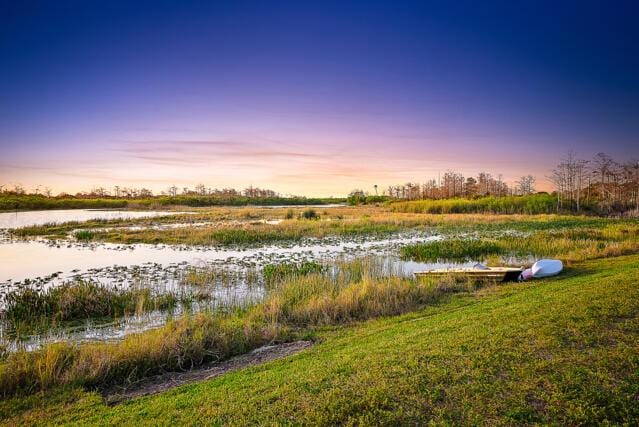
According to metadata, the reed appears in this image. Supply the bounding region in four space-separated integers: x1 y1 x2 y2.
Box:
1 281 188 331
73 230 95 241
263 261 325 286
400 239 503 261
400 223 639 263
390 194 561 214
0 312 278 396
0 257 485 397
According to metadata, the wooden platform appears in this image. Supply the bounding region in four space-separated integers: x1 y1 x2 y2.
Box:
414 267 523 282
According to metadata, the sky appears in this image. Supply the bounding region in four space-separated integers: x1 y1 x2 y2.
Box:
1 0 638 197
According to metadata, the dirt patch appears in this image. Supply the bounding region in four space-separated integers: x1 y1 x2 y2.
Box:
103 340 313 404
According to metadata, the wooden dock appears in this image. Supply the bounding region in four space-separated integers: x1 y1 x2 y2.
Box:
414 267 523 282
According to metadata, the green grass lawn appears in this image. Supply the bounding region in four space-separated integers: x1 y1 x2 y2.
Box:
2 255 638 425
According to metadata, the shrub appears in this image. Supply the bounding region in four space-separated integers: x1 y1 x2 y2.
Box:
300 209 320 220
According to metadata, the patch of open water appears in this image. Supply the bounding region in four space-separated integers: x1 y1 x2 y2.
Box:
0 215 535 351
0 209 188 229
0 230 464 351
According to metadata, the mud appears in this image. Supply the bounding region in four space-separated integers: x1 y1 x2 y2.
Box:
103 340 313 404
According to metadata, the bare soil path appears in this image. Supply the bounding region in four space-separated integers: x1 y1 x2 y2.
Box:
103 340 313 404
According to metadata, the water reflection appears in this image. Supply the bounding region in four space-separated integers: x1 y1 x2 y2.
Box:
0 209 186 229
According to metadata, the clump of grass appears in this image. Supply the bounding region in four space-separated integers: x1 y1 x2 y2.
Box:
180 266 261 289
401 239 504 262
257 263 478 327
1 281 185 330
263 261 325 286
300 209 319 220
73 230 95 241
285 209 295 219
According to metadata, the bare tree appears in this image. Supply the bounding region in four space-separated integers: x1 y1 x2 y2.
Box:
516 175 536 195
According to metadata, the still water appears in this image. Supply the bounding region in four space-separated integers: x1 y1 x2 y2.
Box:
0 209 186 229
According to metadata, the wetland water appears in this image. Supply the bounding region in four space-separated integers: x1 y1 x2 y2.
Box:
0 209 187 229
0 210 461 351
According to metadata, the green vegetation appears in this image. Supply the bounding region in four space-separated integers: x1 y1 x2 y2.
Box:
262 261 325 286
300 208 320 219
2 281 185 334
0 312 273 397
0 194 127 211
1 255 638 424
180 266 260 290
13 208 639 249
0 193 344 212
0 258 478 398
401 239 503 261
73 230 95 241
401 221 639 263
391 193 561 214
77 220 403 246
347 194 390 205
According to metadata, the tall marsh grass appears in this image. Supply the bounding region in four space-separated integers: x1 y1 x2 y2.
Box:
263 261 325 286
0 257 479 397
0 313 277 396
400 239 503 262
390 194 559 215
73 230 95 241
2 281 185 331
400 223 639 263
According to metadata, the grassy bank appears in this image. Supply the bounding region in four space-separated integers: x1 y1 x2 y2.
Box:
1 254 638 424
0 258 476 397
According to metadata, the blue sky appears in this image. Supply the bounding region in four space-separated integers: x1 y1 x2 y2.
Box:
1 0 638 195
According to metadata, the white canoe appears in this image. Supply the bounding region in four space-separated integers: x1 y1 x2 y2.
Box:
531 259 563 278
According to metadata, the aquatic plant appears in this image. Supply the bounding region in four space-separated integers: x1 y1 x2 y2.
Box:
73 230 95 241
0 257 482 397
263 261 325 286
400 239 504 262
1 281 188 329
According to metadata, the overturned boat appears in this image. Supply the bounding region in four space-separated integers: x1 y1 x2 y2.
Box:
519 259 563 281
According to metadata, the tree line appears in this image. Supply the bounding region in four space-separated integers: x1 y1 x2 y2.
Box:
0 184 285 200
351 151 638 214
550 152 639 213
350 171 536 203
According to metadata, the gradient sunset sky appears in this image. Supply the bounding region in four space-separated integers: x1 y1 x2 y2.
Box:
2 1 638 196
